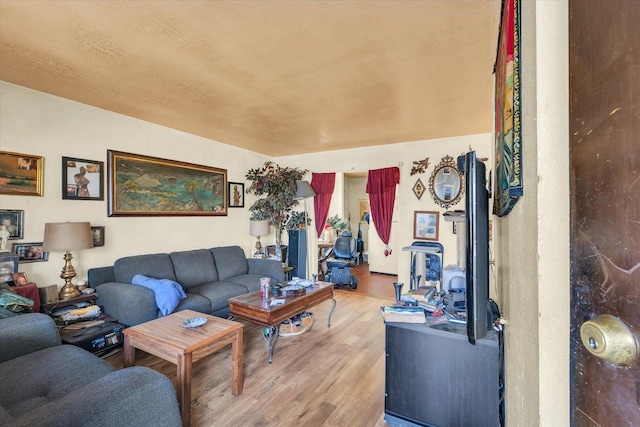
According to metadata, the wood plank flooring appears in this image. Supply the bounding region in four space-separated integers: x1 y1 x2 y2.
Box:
105 263 397 427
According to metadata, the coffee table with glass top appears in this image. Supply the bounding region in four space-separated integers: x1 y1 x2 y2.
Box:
228 281 336 363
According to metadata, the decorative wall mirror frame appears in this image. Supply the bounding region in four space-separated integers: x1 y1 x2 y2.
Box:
428 155 464 209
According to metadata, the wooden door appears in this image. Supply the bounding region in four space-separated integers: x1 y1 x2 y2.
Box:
569 1 640 425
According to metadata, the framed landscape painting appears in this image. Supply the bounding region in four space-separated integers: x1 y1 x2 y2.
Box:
107 150 227 216
0 151 44 196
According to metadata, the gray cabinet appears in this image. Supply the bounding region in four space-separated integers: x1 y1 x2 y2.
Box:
384 322 500 427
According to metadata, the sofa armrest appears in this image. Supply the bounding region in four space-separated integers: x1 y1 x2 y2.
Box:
95 282 158 326
247 258 285 282
11 366 182 427
0 313 61 363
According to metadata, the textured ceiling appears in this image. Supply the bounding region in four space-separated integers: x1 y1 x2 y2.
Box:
0 1 501 156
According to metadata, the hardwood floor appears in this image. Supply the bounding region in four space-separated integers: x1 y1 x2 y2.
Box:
105 266 397 427
337 261 398 301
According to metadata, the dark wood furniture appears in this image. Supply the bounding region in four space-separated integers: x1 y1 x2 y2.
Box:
123 309 243 427
384 321 500 427
228 281 336 363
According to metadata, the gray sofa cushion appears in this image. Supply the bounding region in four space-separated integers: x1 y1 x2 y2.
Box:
173 293 211 314
188 281 248 313
210 246 248 280
227 274 268 292
0 345 115 416
170 249 218 288
114 253 176 283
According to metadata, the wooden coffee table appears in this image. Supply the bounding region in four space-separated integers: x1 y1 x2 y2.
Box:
123 309 243 426
228 281 336 363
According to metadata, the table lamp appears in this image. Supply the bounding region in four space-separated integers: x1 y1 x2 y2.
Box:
249 220 270 256
42 222 94 300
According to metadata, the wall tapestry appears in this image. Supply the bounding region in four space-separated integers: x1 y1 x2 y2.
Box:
107 150 227 216
493 0 522 216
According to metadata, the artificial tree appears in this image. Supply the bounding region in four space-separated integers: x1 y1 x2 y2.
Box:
245 161 308 249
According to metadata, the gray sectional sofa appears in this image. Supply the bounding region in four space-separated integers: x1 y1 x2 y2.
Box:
0 313 181 427
88 245 284 326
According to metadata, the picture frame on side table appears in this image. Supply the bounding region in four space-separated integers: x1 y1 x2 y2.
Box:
62 157 105 200
107 150 227 216
413 211 439 241
0 209 24 241
11 272 30 286
12 242 49 263
91 226 105 247
228 182 244 208
0 254 20 284
0 151 44 196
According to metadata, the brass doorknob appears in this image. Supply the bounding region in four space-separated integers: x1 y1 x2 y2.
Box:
580 314 638 367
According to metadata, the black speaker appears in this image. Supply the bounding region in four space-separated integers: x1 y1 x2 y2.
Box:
287 229 307 279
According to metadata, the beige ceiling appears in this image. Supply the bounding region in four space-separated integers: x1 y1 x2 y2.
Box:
0 1 501 157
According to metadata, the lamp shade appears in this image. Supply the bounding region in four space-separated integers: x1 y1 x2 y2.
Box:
249 220 270 237
42 222 94 251
295 180 316 199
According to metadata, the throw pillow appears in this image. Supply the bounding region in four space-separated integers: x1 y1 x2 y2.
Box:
132 274 187 315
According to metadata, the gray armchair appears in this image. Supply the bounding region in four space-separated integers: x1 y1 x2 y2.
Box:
0 313 181 427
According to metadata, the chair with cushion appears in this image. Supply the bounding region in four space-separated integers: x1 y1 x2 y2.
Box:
324 231 358 289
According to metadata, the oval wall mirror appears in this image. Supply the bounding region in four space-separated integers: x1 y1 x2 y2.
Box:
428 155 464 209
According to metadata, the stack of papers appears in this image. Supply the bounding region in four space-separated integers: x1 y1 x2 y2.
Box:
380 306 426 324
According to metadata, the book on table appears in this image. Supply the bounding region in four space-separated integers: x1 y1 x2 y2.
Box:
380 306 426 323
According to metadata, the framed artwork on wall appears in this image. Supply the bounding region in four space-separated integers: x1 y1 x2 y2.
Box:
62 156 104 200
0 254 20 284
413 211 439 241
358 199 369 222
0 151 44 196
107 150 227 216
494 0 523 216
228 182 244 208
0 209 24 241
12 242 49 263
91 226 105 247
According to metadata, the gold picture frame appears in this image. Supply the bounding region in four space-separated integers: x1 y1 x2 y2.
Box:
107 150 227 216
0 151 44 196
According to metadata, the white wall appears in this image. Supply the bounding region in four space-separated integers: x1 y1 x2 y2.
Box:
495 1 570 425
0 82 271 288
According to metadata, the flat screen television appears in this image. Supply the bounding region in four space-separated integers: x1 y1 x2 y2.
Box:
459 150 490 344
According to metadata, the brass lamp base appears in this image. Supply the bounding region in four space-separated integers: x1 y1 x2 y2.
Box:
58 282 80 300
57 250 80 300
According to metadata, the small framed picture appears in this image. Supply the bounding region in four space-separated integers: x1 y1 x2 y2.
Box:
91 226 105 247
11 272 30 286
413 211 439 241
0 151 44 196
228 182 244 208
62 156 104 200
0 254 20 283
12 242 49 263
0 209 24 242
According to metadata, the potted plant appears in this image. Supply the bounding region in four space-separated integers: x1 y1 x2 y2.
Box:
245 161 308 250
326 214 349 238
286 211 312 230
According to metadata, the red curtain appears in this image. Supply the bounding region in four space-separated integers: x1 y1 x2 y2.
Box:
311 172 336 237
366 167 400 256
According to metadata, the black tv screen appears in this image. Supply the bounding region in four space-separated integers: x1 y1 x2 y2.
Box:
461 151 490 344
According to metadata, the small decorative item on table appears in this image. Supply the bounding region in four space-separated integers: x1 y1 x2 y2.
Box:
182 317 208 328
280 284 306 297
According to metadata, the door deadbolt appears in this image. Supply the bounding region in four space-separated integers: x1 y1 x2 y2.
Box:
580 314 638 367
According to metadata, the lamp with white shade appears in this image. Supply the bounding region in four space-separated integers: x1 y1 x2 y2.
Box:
42 222 94 300
249 219 270 256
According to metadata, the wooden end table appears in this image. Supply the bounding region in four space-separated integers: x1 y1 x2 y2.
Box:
228 281 336 363
123 310 243 426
